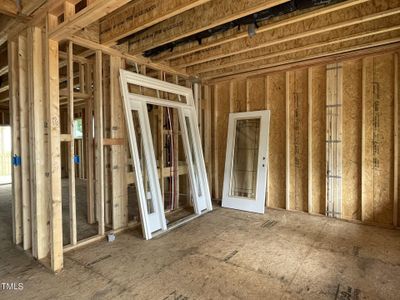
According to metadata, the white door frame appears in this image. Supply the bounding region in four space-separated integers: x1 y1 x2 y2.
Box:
222 110 270 214
119 70 212 239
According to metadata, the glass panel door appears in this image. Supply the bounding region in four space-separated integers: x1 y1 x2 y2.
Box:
119 70 212 239
179 109 211 213
222 111 270 214
124 100 167 239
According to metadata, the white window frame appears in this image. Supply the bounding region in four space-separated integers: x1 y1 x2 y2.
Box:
119 70 212 239
222 110 270 214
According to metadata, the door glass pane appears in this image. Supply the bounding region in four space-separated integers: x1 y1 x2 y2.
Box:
146 105 195 222
184 116 202 197
127 83 187 104
132 110 154 214
229 118 260 199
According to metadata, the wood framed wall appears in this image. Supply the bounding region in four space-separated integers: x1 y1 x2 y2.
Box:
8 31 194 273
207 49 400 228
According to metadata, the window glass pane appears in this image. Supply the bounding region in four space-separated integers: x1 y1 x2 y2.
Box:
148 106 195 217
74 118 83 139
127 83 187 104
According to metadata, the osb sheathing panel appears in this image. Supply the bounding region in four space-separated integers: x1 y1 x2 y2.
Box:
266 73 286 209
246 77 266 111
342 59 362 220
288 69 308 212
310 66 326 215
214 81 230 199
230 79 246 113
398 51 400 226
363 54 394 225
210 85 216 199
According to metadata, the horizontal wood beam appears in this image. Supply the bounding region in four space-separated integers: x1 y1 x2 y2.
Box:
99 0 211 45
48 0 130 41
70 35 188 77
152 0 368 62
188 15 400 75
128 0 289 55
205 40 400 82
171 2 400 68
59 51 90 64
202 34 400 78
0 46 8 70
0 89 8 99
59 90 91 99
0 84 9 93
0 65 8 77
60 134 72 142
0 0 19 17
103 138 125 146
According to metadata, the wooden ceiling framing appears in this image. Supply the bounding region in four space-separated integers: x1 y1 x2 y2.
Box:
0 0 19 17
125 0 289 55
135 0 400 81
0 0 399 91
99 0 212 45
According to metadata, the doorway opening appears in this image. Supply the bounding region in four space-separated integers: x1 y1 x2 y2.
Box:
0 125 12 185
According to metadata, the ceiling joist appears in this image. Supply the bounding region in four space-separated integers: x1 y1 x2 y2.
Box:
48 0 130 41
193 23 400 76
170 0 400 70
0 0 19 17
203 35 400 80
186 8 400 75
207 41 400 83
0 66 8 77
99 0 211 45
152 0 368 62
70 35 188 77
127 0 290 55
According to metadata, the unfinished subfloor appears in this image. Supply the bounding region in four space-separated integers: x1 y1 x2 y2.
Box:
1 184 400 299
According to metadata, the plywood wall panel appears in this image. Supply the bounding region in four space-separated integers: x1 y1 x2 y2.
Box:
214 81 230 199
342 59 362 220
266 73 286 209
247 77 265 111
230 79 246 113
310 66 326 215
210 85 216 199
362 57 374 222
363 54 394 225
397 51 400 226
288 69 308 212
373 54 395 225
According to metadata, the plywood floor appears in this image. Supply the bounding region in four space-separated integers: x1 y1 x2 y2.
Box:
1 184 400 299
